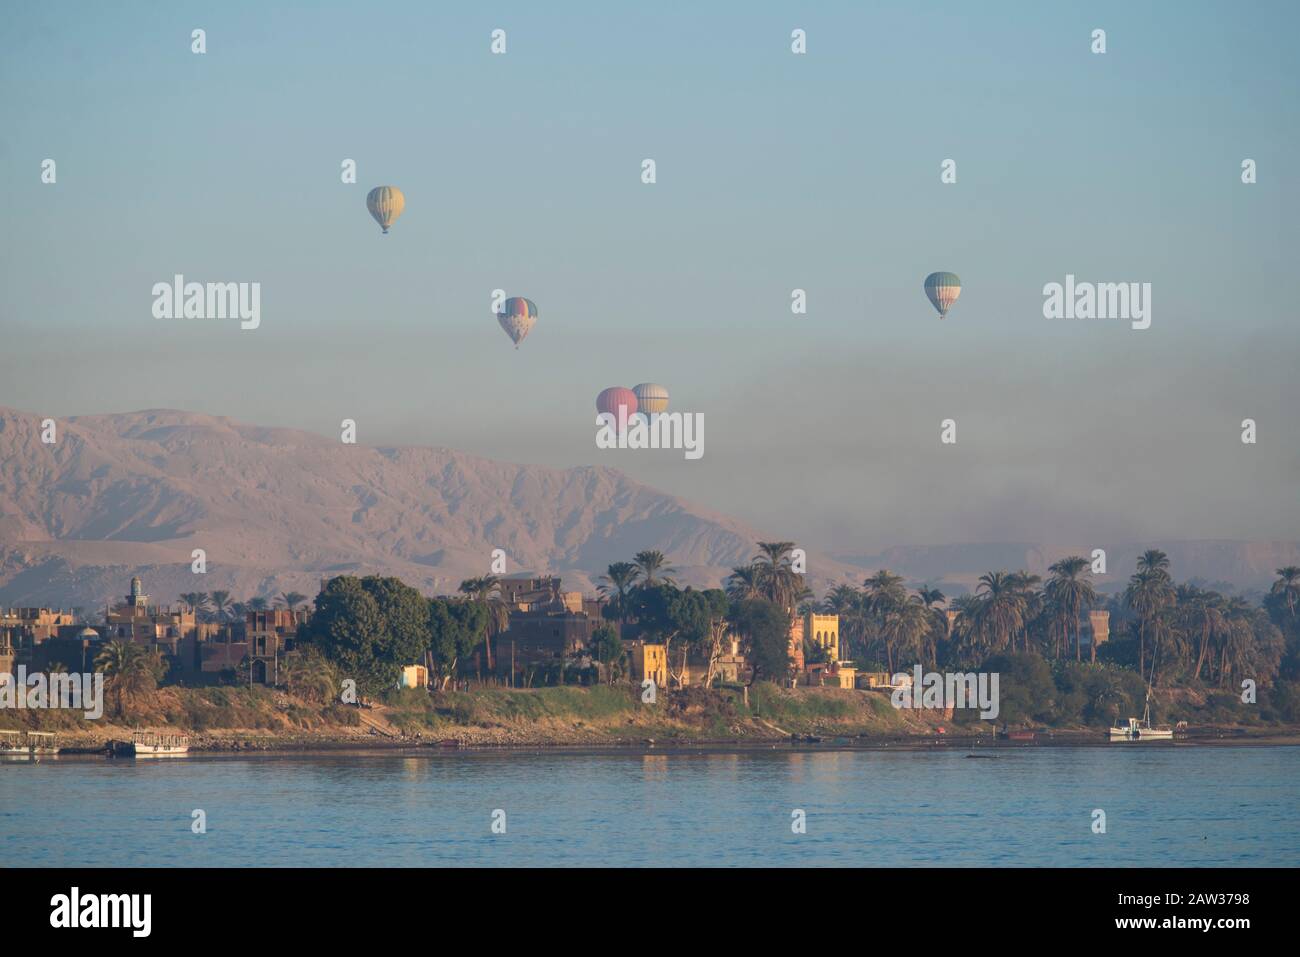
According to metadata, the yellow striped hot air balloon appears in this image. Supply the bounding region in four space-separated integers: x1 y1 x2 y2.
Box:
633 383 669 415
366 185 405 234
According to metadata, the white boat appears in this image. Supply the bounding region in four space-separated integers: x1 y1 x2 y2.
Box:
120 730 190 756
0 729 58 757
1109 701 1173 741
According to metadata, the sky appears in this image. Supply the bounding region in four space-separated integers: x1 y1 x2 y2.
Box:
2 0 1297 554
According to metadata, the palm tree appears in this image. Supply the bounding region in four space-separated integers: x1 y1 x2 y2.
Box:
753 542 803 612
94 641 163 717
1124 566 1174 677
1045 557 1096 661
880 598 929 675
860 570 907 664
1137 549 1171 579
179 592 211 616
1271 566 1300 621
972 572 1024 659
1186 588 1227 682
209 590 231 623
459 575 504 671
725 564 763 602
279 591 308 612
597 562 641 629
1005 571 1042 652
632 550 676 587
948 594 984 664
248 596 270 612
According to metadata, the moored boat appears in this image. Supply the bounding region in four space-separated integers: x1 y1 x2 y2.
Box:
1109 701 1173 741
0 729 58 757
117 730 190 756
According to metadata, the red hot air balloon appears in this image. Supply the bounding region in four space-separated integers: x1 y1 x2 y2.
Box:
596 387 638 430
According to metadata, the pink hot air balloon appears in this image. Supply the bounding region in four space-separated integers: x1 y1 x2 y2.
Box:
596 387 638 428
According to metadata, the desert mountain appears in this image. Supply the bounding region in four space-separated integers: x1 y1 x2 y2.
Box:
0 407 860 610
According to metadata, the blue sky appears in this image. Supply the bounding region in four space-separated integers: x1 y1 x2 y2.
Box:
2 1 1297 552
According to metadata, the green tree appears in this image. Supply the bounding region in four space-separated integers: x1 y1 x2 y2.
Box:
1045 557 1096 661
728 598 791 686
427 597 488 689
590 624 624 684
597 562 641 630
633 550 676 587
301 576 428 695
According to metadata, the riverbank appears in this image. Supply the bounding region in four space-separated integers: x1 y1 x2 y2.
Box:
5 681 1299 754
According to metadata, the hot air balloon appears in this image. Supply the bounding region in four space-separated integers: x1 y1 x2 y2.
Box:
632 383 669 415
497 297 537 349
366 185 405 234
924 272 961 318
596 387 638 427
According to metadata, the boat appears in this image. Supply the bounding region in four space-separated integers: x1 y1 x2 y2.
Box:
118 730 190 757
0 730 58 758
1109 700 1173 741
1110 650 1175 741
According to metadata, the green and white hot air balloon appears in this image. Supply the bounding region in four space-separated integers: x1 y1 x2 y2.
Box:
924 271 961 319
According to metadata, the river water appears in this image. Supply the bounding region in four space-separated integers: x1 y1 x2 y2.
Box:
2 746 1297 866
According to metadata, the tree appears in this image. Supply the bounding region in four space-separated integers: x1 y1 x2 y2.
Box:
93 641 165 717
1124 565 1174 677
179 592 211 617
880 597 930 674
1272 566 1300 621
1045 557 1096 661
459 575 505 671
972 572 1025 659
209 590 231 623
280 591 309 612
300 576 429 695
248 596 270 612
427 598 488 690
633 550 676 587
597 562 640 630
590 624 624 684
753 541 804 612
725 565 762 602
281 647 339 704
728 598 791 687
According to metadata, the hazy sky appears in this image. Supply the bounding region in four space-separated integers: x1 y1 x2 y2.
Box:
2 1 1297 554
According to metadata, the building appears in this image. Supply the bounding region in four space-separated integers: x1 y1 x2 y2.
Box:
399 664 429 689
627 641 668 688
788 617 805 673
105 576 197 652
498 576 564 609
1086 610 1110 662
495 576 608 670
805 613 841 663
806 661 857 690
0 607 78 650
246 609 305 685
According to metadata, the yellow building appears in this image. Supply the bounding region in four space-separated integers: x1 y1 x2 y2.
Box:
805 613 840 663
399 664 429 689
628 642 668 688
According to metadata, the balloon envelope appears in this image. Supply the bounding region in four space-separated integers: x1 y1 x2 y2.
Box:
497 297 537 348
924 271 961 318
632 382 669 415
596 387 638 422
366 186 405 234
